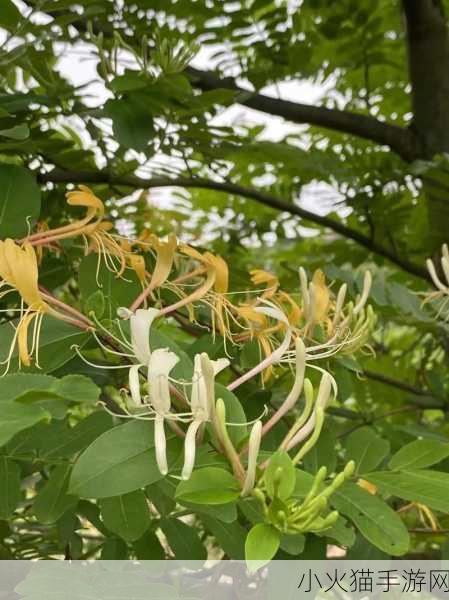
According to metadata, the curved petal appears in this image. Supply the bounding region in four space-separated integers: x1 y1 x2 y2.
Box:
154 414 168 476
130 308 160 364
128 364 142 405
148 348 179 414
181 419 202 480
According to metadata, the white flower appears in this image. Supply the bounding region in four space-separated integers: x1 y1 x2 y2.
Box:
181 352 229 480
148 347 180 475
130 307 160 364
241 419 262 496
228 299 292 391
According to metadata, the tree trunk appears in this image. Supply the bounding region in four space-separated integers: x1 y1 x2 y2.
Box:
403 0 449 156
403 0 449 251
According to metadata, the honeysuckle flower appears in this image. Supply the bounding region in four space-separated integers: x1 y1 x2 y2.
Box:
276 290 302 326
129 308 160 365
283 371 334 458
249 269 279 299
424 244 449 318
398 502 440 532
181 352 229 480
128 253 147 285
0 240 79 371
148 347 180 475
241 419 262 496
26 186 105 246
229 300 292 390
178 249 232 340
299 267 331 334
146 233 178 293
261 337 306 436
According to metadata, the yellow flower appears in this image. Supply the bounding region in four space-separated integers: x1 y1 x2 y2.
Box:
277 291 302 326
147 233 178 292
66 184 105 219
235 304 278 383
250 269 278 299
357 478 377 495
310 269 331 326
128 253 147 284
0 240 50 368
166 245 232 337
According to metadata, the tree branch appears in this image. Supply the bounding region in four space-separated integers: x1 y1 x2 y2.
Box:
186 67 419 161
23 0 419 160
362 368 447 410
38 167 429 280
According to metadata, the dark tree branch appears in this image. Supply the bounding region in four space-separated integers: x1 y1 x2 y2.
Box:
186 67 419 161
362 368 447 410
37 168 429 280
23 0 419 160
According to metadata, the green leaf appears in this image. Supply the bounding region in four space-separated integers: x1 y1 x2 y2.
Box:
104 96 154 152
213 384 248 446
0 124 29 140
0 457 21 519
366 470 449 513
303 422 337 474
175 467 240 505
53 375 100 404
0 0 22 31
279 533 305 556
265 451 296 500
331 482 409 556
200 514 246 558
159 518 207 560
133 530 165 560
33 464 78 524
69 420 180 498
345 427 390 474
0 317 90 374
39 412 112 460
184 500 237 523
100 490 151 542
0 163 41 238
0 372 99 405
389 439 449 471
79 254 141 320
84 290 105 319
320 516 356 548
0 403 50 448
245 523 280 570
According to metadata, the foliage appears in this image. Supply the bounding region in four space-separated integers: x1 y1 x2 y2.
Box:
0 0 449 565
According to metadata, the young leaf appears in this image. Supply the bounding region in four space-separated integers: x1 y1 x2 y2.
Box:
265 451 296 500
175 467 240 505
279 533 305 556
245 523 280 570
